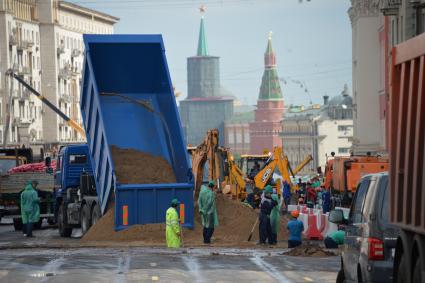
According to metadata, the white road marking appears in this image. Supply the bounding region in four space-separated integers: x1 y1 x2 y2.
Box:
182 255 205 283
114 253 131 283
251 255 292 283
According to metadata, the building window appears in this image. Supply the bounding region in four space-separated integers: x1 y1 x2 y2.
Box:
228 131 234 145
236 132 242 143
338 125 352 131
338 147 350 154
244 131 250 143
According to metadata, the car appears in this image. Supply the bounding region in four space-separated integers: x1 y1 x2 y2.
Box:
329 172 399 283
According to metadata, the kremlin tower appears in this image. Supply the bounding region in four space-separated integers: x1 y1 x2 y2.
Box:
249 32 284 154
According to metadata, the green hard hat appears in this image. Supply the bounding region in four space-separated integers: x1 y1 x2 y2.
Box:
208 180 215 187
264 185 273 194
171 198 180 206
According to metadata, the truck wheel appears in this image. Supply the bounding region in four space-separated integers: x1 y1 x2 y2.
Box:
336 269 346 283
397 254 409 283
91 203 101 226
58 204 72 237
13 218 23 231
413 258 422 283
81 204 91 235
47 218 56 226
34 219 42 230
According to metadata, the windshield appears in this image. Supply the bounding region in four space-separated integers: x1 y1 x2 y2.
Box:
0 159 18 174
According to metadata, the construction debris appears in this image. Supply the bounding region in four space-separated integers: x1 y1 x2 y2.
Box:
284 244 336 257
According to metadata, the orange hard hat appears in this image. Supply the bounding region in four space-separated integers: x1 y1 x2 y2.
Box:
291 210 300 218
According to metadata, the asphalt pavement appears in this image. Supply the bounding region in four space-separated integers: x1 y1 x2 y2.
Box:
0 222 339 283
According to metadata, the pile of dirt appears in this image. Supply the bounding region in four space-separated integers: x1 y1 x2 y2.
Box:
111 146 176 184
82 146 176 242
82 194 290 247
284 245 335 257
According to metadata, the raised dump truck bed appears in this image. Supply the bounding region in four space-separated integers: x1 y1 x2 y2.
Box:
80 34 194 230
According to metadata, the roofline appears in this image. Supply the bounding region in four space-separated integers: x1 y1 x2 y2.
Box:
59 1 120 23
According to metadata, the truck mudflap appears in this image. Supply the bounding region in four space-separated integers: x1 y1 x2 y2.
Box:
115 183 194 231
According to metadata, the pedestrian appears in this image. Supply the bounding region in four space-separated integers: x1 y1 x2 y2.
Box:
324 230 345 249
306 186 317 208
287 210 304 248
322 188 331 214
258 185 277 245
198 180 218 244
269 193 281 245
282 180 291 213
166 198 181 248
20 180 40 237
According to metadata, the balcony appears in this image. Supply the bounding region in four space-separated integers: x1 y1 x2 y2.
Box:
19 89 31 101
57 44 65 55
26 39 34 48
59 65 72 80
9 34 17 46
59 93 73 103
381 0 401 15
71 66 81 76
18 65 32 76
71 49 81 58
17 40 29 51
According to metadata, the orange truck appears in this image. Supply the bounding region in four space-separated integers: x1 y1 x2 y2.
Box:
324 155 389 203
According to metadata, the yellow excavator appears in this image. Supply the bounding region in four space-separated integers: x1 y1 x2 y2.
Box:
254 147 312 193
190 129 225 198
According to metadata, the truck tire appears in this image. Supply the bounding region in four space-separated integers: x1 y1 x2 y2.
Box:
336 269 346 283
34 219 42 230
397 254 409 283
80 204 91 235
413 258 423 283
58 204 72 237
13 218 23 231
91 203 101 226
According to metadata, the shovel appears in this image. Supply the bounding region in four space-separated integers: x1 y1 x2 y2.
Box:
247 218 259 242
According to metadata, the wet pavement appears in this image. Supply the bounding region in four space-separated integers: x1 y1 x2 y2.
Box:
0 222 339 283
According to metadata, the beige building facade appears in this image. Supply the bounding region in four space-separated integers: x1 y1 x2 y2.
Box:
0 0 118 149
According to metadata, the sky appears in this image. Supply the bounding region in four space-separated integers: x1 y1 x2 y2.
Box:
71 0 352 107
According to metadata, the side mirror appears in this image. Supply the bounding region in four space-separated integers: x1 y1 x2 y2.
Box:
329 209 344 224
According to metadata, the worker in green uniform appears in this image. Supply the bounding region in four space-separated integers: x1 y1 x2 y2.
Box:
166 198 181 248
20 180 40 237
324 230 345 249
198 180 218 244
269 193 281 245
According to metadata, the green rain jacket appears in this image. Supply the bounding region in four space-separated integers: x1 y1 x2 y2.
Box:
20 182 40 224
270 194 281 234
198 185 219 229
166 207 181 248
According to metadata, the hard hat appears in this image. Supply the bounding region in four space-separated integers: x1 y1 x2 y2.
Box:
291 210 300 218
264 185 273 194
171 198 180 206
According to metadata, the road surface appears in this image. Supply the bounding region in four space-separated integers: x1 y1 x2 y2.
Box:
0 222 339 283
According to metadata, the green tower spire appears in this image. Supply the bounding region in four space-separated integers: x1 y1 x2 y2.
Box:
197 16 208 56
259 32 283 100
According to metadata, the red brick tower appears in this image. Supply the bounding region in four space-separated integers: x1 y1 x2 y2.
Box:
249 32 284 154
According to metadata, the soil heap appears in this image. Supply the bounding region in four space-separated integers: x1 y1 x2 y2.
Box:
110 146 176 184
83 193 290 247
82 146 176 241
284 245 336 257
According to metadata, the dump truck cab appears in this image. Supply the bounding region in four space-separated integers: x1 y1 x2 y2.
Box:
54 144 96 237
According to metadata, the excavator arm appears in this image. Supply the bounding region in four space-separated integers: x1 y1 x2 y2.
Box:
191 129 219 198
292 154 313 175
254 147 292 190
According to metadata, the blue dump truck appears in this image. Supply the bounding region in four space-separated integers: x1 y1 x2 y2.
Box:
54 34 194 237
